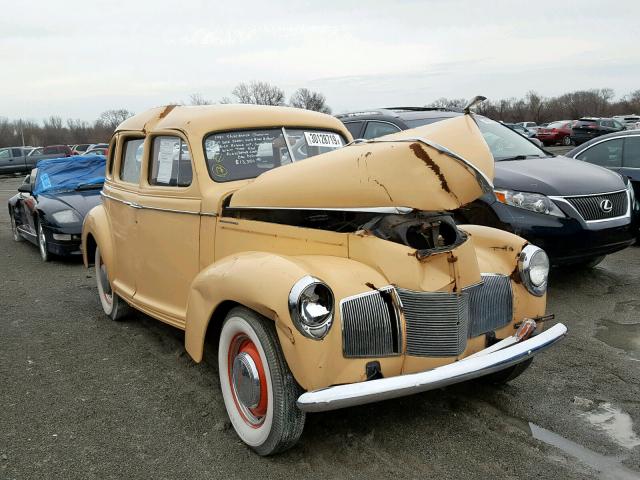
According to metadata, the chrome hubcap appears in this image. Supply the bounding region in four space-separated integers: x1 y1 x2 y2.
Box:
38 225 46 257
232 351 261 409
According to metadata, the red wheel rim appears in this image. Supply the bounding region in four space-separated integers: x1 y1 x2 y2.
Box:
227 333 268 427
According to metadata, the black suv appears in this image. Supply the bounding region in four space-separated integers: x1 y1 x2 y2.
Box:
337 108 635 267
570 117 626 146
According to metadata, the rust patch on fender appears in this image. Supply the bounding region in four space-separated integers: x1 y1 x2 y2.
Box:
159 104 177 119
409 143 451 194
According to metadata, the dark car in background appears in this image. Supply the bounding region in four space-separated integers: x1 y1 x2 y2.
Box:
570 117 626 145
535 120 573 146
8 155 106 261
337 107 635 267
565 130 640 232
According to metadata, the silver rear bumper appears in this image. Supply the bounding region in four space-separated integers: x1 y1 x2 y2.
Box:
297 323 567 412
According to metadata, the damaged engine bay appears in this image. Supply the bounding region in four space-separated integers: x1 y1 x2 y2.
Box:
223 206 468 259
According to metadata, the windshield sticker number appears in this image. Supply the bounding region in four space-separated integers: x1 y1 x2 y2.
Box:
304 132 343 148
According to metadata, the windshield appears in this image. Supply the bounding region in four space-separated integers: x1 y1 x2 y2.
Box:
204 127 346 182
474 116 547 161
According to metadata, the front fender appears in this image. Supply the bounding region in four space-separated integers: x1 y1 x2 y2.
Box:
185 252 395 391
81 204 113 270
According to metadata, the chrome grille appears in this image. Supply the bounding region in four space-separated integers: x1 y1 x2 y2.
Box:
341 288 402 358
564 190 627 221
398 289 469 357
467 274 513 337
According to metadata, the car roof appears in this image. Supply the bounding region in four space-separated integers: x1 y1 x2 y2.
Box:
566 129 640 156
117 104 349 140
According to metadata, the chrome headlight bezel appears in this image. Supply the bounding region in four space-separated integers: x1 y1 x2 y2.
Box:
52 209 81 224
288 276 335 340
495 189 565 217
518 244 549 296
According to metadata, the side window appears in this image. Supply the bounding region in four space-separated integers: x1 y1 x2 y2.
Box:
363 121 401 139
0 149 10 159
576 138 623 168
344 121 364 139
119 138 144 183
12 148 23 157
623 137 640 168
149 136 192 187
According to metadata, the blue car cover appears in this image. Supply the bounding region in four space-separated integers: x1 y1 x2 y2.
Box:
33 155 106 195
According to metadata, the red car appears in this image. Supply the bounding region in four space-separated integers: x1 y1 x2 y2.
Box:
536 120 573 146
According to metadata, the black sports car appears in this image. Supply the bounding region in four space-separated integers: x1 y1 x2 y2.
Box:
8 155 105 261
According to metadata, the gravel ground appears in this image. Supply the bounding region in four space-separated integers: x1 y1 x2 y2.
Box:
1 173 639 480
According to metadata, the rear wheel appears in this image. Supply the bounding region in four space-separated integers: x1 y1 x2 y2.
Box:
481 358 533 385
218 307 305 456
37 220 49 262
95 246 130 321
9 209 22 242
562 135 572 146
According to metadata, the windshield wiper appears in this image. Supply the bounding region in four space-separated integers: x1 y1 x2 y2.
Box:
497 154 547 161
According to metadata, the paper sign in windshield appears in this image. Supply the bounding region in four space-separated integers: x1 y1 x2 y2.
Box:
157 138 179 184
304 132 343 148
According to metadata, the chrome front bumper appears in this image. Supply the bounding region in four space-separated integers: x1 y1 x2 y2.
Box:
297 323 568 412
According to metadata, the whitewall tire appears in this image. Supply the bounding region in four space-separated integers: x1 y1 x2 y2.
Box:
218 307 305 455
95 246 130 321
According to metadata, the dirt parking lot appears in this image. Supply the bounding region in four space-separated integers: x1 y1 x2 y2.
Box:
1 173 639 480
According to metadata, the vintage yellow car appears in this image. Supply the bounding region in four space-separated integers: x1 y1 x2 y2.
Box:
82 104 567 455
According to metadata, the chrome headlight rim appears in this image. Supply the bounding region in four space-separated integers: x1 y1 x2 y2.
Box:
518 244 549 297
288 275 335 340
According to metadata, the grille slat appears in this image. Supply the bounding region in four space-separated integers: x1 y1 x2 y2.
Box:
341 288 402 358
341 275 513 358
564 191 627 221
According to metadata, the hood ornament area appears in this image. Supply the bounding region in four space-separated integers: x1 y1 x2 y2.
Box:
600 199 613 213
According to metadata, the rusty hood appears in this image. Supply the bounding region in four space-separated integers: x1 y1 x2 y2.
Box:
228 115 494 211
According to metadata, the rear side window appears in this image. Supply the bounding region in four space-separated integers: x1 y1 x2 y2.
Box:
149 136 192 187
363 121 401 139
120 138 144 183
576 138 623 168
623 137 640 168
343 121 364 139
0 149 9 159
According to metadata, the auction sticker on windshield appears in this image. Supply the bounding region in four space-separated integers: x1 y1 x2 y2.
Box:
304 132 343 148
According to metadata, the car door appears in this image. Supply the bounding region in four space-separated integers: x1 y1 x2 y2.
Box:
0 148 12 172
133 133 201 327
620 136 640 197
102 135 144 301
575 138 624 175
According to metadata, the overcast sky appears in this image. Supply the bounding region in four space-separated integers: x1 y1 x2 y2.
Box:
2 0 639 121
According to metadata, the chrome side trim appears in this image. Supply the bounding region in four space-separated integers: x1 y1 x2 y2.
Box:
227 206 413 214
100 191 217 217
297 323 568 412
346 136 494 193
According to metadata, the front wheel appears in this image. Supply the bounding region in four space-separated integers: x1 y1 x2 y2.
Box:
95 246 130 320
562 135 572 146
37 220 49 262
219 307 305 455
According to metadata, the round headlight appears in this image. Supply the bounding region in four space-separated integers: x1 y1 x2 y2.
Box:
288 276 334 340
518 245 549 296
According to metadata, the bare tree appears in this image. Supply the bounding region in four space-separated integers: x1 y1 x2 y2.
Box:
289 88 331 113
188 93 212 105
97 109 134 131
231 81 285 106
428 98 467 109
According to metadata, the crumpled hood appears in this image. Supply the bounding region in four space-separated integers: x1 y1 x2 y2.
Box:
229 116 494 211
495 156 626 196
39 188 102 220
